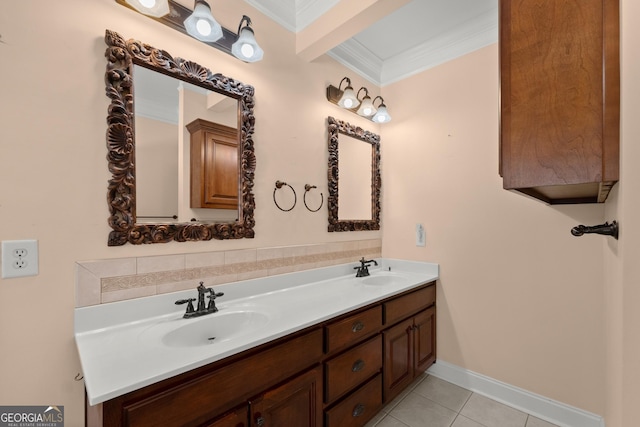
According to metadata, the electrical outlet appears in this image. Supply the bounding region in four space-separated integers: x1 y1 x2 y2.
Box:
2 240 39 278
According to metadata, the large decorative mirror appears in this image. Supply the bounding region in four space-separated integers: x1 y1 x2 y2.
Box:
104 29 255 245
327 116 381 232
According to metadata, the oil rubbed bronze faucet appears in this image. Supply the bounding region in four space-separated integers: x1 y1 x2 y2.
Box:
354 257 378 277
175 282 224 318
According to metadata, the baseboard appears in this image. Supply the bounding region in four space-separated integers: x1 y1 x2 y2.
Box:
427 360 605 427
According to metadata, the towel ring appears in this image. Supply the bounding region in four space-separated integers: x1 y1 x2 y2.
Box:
273 180 297 212
304 184 324 212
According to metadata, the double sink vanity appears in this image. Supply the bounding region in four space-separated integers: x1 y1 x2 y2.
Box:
76 258 438 427
93 28 437 427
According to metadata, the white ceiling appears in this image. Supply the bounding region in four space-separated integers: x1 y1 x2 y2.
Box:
245 0 498 86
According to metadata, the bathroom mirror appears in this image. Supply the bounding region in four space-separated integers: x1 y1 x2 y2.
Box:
327 116 381 232
104 29 256 245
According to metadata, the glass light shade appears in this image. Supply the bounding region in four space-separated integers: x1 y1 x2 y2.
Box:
338 87 360 109
125 0 169 17
357 96 376 117
372 104 391 123
184 0 223 42
231 27 264 62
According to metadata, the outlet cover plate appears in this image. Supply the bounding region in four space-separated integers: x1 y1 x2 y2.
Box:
2 240 39 278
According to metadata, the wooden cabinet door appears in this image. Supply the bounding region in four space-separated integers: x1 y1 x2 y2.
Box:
414 307 436 374
250 367 322 427
204 407 247 427
499 0 619 203
383 317 414 401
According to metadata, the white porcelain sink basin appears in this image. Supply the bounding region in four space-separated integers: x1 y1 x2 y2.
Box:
139 308 272 348
360 271 410 287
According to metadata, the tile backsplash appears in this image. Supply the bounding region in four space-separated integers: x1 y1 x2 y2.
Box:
76 239 381 307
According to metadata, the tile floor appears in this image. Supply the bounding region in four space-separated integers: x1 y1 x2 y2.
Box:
365 374 560 427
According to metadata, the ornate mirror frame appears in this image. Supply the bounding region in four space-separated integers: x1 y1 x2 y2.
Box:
327 116 381 232
104 29 255 246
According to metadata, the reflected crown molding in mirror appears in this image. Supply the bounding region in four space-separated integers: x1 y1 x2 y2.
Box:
104 29 256 245
327 116 381 232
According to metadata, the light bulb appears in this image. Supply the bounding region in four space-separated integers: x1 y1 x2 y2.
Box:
240 43 255 58
196 19 212 36
343 99 354 108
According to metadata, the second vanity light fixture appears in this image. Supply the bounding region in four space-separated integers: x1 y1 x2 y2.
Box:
119 0 264 62
326 77 392 123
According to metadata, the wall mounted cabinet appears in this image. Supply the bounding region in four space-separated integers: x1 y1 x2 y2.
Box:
499 0 619 204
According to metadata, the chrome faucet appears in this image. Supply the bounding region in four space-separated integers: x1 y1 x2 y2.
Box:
354 257 378 277
175 281 224 318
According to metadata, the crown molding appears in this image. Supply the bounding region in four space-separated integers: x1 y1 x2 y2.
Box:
244 0 297 32
381 9 497 85
327 38 384 86
328 8 498 87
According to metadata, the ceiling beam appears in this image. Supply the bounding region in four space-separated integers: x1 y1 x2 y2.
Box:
295 0 411 62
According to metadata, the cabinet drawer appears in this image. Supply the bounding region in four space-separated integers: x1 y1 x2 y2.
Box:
324 335 382 403
324 374 382 427
384 284 435 326
325 305 382 354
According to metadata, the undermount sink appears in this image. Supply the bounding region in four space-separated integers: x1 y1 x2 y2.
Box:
360 271 410 287
141 308 272 348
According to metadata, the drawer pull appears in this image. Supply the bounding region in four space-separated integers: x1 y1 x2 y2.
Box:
352 403 366 417
352 321 365 333
351 359 365 372
255 415 265 426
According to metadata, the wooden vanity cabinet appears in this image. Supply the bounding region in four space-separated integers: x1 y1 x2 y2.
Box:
382 287 436 402
100 328 323 427
249 367 323 427
499 0 619 204
205 406 247 427
322 306 384 427
93 282 436 427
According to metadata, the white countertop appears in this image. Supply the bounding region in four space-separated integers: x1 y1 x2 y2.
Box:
75 258 438 405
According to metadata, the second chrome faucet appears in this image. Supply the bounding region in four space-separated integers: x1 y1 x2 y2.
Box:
175 282 225 318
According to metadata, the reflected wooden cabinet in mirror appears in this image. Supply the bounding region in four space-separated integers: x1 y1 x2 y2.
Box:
104 30 256 245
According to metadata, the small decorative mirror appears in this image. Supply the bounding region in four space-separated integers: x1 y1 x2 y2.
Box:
327 116 381 231
104 30 256 245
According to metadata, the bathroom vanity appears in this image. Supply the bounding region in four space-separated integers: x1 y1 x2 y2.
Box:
76 259 438 426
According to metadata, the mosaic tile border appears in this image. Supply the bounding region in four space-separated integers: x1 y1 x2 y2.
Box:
76 239 381 307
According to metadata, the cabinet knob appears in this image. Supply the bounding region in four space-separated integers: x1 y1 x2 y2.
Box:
351 359 365 372
352 321 365 333
352 403 366 417
255 415 265 426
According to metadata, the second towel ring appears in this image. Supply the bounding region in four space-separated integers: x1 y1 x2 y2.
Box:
304 184 324 212
273 180 297 212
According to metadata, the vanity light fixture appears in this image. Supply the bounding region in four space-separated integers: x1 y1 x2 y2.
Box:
231 16 264 63
334 77 360 109
371 96 391 123
356 88 376 117
116 0 264 62
184 0 223 42
124 0 169 17
326 78 392 123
